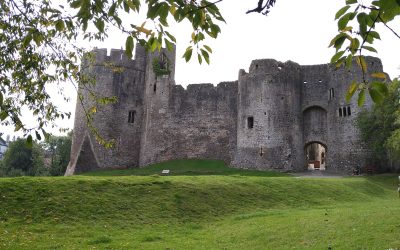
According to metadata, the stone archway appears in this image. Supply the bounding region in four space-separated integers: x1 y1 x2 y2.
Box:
304 141 327 170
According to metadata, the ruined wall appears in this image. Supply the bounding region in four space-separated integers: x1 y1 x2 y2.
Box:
66 44 384 175
140 81 238 166
66 47 146 174
323 57 381 172
233 59 304 171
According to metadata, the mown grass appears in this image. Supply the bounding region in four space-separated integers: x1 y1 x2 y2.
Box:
0 160 399 249
82 159 289 177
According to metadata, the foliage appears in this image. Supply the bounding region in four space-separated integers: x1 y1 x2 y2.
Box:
1 138 46 176
41 132 72 176
0 162 398 248
0 0 225 143
329 0 400 105
152 57 171 77
1 0 399 141
356 79 400 169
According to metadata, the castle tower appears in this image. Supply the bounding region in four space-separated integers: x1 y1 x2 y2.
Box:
65 46 148 175
139 46 177 166
233 59 304 171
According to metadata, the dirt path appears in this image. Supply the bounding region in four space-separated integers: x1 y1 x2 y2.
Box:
291 170 346 178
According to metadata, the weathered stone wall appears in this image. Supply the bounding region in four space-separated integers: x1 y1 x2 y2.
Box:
140 81 238 166
323 57 381 172
66 47 146 174
233 59 304 171
66 44 384 175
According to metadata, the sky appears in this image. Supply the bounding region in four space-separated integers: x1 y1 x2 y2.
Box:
1 0 399 139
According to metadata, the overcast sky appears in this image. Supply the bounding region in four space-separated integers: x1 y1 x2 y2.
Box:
2 0 399 138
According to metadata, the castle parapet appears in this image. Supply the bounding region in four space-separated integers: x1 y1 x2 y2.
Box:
82 47 147 71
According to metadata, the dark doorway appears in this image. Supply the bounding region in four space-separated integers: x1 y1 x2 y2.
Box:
305 142 327 170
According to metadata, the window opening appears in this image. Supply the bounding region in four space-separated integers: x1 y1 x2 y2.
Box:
329 88 335 100
128 110 136 123
259 147 264 157
153 83 157 93
247 117 254 129
347 106 351 116
343 107 347 117
339 108 342 117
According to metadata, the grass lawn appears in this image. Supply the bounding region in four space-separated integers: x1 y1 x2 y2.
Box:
0 160 399 249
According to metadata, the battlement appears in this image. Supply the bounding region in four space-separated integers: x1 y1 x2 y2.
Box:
242 59 301 76
82 46 147 71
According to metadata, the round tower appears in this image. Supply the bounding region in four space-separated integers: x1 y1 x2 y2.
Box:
232 59 304 171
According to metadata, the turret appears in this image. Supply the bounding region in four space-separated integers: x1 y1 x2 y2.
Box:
66 45 148 175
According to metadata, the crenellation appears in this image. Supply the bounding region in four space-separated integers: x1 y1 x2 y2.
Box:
66 44 386 175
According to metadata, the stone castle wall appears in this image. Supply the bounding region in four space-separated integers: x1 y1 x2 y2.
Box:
65 45 384 175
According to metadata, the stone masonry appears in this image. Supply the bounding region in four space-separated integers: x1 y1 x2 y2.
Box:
65 45 385 175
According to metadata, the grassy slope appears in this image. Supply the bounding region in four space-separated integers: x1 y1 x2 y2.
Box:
0 160 399 249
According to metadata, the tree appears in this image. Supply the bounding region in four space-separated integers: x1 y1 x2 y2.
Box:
0 0 399 142
356 79 400 171
0 0 225 144
41 133 72 176
1 138 46 176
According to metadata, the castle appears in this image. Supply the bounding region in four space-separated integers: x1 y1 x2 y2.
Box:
65 45 383 175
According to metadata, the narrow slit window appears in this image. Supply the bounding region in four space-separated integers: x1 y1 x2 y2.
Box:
128 110 136 123
153 83 157 93
343 107 347 117
259 147 264 157
347 106 351 116
329 88 335 100
339 108 342 117
247 117 254 129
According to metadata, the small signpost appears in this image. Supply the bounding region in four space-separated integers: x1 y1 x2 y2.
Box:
161 170 170 176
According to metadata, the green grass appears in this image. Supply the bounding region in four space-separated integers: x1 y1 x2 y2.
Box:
82 159 289 177
0 160 399 249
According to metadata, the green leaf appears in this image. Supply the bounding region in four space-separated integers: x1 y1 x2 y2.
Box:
346 0 357 4
164 38 173 51
70 0 82 8
183 47 193 62
203 45 212 53
95 19 105 33
0 111 8 121
338 12 352 30
370 81 388 95
0 91 3 106
200 49 210 64
358 89 366 106
125 36 134 58
355 56 367 72
335 5 351 20
329 32 347 47
108 3 117 16
331 51 345 64
35 130 42 141
26 135 33 148
197 54 202 64
55 20 65 32
362 46 377 53
368 31 381 40
350 38 360 53
369 88 384 103
346 81 359 103
345 54 353 68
